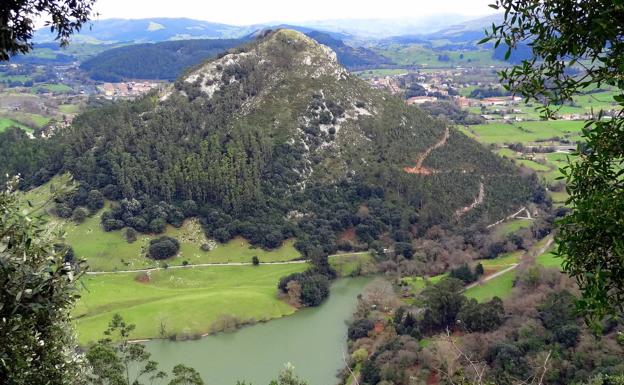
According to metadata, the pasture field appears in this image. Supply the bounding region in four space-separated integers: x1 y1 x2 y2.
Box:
494 219 533 237
353 69 408 79
536 251 563 269
460 120 584 145
464 269 516 302
74 263 308 344
479 251 521 269
375 44 498 67
0 117 30 132
34 83 73 93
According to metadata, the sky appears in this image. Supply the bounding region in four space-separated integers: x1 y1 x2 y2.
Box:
90 0 495 25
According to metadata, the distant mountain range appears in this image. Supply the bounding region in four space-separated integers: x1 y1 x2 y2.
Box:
26 14 536 80
34 14 500 45
34 18 259 43
80 28 393 81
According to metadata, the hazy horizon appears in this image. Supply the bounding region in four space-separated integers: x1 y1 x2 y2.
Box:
87 0 496 26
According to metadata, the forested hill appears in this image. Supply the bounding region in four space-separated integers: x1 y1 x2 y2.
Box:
3 29 541 262
80 31 391 81
80 38 248 81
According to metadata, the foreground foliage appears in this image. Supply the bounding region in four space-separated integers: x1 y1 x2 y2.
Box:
485 0 624 325
86 314 204 385
0 178 84 384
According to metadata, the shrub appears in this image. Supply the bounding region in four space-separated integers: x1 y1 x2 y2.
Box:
71 207 89 223
147 236 180 260
348 319 375 340
103 219 125 232
300 274 330 306
149 218 166 234
86 189 104 212
125 227 137 243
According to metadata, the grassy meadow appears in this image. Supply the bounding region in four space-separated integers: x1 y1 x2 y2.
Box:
75 263 308 344
459 120 585 145
20 175 302 271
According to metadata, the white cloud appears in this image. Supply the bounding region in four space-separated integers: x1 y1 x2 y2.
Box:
91 0 495 25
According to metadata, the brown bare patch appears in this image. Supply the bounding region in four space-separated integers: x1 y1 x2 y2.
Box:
135 272 151 283
338 227 356 243
426 371 440 385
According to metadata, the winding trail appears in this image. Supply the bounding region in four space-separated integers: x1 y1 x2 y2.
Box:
454 181 485 218
404 126 450 175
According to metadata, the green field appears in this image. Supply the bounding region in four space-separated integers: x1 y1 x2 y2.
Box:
375 44 499 68
58 103 81 114
0 117 30 132
479 251 521 269
34 83 73 94
494 218 533 237
464 269 516 302
75 263 308 344
353 68 408 79
460 120 585 145
536 251 563 269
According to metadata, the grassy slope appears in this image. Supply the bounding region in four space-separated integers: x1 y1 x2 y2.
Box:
20 176 302 271
75 263 308 344
66 208 301 271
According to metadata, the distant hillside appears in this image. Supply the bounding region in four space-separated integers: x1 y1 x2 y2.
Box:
35 18 256 43
4 30 538 262
80 38 248 81
81 31 392 81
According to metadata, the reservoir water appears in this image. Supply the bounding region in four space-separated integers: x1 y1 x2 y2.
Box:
143 277 372 385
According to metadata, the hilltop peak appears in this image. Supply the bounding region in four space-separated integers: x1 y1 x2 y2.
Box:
176 29 346 101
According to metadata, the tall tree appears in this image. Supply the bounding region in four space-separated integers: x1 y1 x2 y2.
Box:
0 177 84 384
483 0 624 326
0 0 97 61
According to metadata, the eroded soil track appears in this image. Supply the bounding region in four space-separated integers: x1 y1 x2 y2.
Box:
403 126 450 175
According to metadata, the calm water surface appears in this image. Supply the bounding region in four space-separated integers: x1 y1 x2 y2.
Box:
143 277 372 385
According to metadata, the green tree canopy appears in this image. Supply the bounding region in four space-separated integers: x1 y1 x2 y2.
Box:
484 0 624 326
0 177 84 384
0 0 97 61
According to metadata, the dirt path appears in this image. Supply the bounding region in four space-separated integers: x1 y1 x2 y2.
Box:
85 259 310 275
404 126 450 174
454 181 485 218
485 206 531 229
